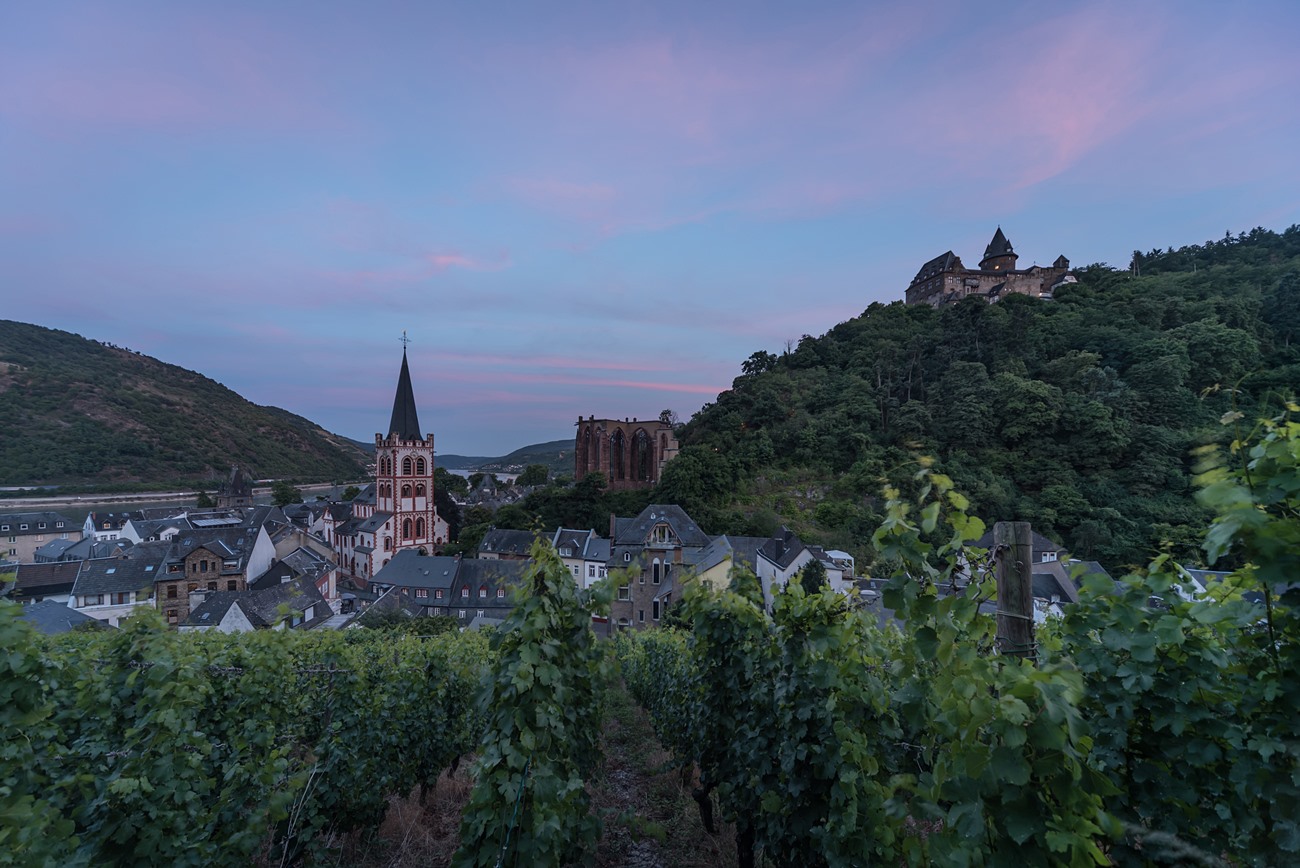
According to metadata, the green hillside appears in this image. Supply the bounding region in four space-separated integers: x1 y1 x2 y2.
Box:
657 225 1300 570
0 320 370 487
440 439 573 475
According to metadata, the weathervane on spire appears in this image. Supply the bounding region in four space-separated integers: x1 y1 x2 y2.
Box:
400 330 410 350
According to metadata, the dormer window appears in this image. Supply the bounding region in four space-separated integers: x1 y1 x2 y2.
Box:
623 552 631 563
650 524 673 546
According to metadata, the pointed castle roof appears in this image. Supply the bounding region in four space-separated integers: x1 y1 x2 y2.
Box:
387 350 423 440
983 227 1015 260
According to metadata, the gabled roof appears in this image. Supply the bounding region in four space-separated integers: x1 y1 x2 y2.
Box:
0 511 76 535
34 538 77 559
911 251 961 284
183 579 326 629
758 527 805 571
373 550 460 591
972 528 1066 557
479 528 538 556
454 558 529 598
73 543 168 596
356 511 392 534
613 505 711 548
19 599 108 635
387 350 423 440
11 561 82 596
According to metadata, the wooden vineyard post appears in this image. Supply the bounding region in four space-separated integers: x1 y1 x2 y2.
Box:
994 521 1035 660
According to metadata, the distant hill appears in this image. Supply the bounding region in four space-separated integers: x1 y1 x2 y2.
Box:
0 320 370 487
441 439 573 475
664 225 1300 570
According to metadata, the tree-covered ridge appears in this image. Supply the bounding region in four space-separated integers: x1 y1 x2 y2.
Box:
0 320 370 486
664 225 1300 570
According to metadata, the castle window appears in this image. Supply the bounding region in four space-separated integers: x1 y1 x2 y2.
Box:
416 457 426 475
402 457 413 475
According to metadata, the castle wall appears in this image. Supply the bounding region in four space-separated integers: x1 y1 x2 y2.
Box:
574 417 678 492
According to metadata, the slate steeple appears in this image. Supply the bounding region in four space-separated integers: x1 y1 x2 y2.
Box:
387 349 422 440
979 226 1019 271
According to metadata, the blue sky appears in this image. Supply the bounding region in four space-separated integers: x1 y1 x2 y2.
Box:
3 1 1298 454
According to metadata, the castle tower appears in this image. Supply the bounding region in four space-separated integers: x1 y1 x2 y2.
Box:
979 227 1019 272
374 348 439 557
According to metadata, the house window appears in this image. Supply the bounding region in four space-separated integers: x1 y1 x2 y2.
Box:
227 580 237 591
435 589 444 600
167 611 178 624
113 592 130 605
476 609 484 619
638 609 645 623
0 525 7 531
86 594 104 606
497 588 505 599
35 535 43 542
618 585 630 601
207 582 216 591
167 586 178 599
458 609 466 619
478 586 487 599
19 524 28 530
652 559 660 584
187 583 198 593
588 565 596 578
55 522 63 528
624 552 631 562
200 560 209 573
416 589 428 599
461 587 469 599
653 601 660 620
37 522 46 529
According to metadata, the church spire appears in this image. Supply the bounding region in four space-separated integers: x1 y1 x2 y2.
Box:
387 346 422 440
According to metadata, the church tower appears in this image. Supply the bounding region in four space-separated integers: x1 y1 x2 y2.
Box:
979 226 1019 272
374 347 439 559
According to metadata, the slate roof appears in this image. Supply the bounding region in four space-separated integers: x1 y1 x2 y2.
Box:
613 505 711 548
183 579 326 629
248 558 296 591
85 512 131 532
73 542 168 597
18 600 108 635
10 561 82 598
911 251 960 284
373 550 460 591
585 537 611 563
34 538 78 560
984 227 1014 259
387 350 423 440
456 558 529 599
479 528 538 557
356 511 392 534
40 536 133 563
0 511 76 535
758 527 805 571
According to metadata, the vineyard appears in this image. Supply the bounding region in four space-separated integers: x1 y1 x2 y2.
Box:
2 413 1298 866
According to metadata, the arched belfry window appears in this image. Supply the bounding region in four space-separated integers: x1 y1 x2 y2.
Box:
401 484 411 497
402 518 412 538
415 483 426 497
415 517 425 537
402 456 413 476
416 457 426 475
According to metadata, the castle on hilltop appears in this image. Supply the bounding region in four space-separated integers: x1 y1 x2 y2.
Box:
905 228 1076 307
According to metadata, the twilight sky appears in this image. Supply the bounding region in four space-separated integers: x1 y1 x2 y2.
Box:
3 1 1298 455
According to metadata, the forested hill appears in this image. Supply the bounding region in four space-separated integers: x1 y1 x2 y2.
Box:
661 225 1300 570
0 321 370 487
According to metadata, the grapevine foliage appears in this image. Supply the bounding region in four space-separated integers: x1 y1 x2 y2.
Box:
453 538 613 868
0 609 489 866
621 414 1300 865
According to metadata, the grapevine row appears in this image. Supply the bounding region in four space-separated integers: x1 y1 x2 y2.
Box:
618 414 1300 866
1 610 490 867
